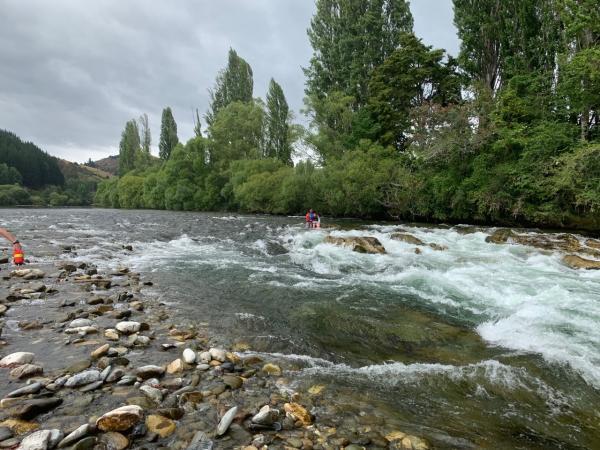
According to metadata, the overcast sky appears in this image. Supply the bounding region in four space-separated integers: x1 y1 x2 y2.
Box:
0 0 459 163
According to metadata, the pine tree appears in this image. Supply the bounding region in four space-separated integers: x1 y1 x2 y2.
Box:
159 107 179 160
264 79 292 164
118 120 141 176
206 49 254 127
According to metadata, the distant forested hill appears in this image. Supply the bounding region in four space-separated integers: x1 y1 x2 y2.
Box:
0 129 64 188
86 155 119 176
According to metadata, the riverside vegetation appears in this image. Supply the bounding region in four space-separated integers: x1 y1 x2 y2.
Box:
93 0 600 230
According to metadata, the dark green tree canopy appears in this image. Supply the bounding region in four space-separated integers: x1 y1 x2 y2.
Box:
159 107 179 160
0 129 64 188
264 79 292 165
206 49 254 127
118 119 141 176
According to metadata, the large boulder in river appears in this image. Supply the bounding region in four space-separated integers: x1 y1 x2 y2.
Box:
391 233 425 246
586 239 600 250
324 236 386 254
0 352 35 368
485 229 515 244
563 255 600 270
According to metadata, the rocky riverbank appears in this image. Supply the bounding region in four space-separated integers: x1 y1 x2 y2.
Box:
0 260 429 450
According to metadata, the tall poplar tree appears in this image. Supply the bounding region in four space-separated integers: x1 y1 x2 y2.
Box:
118 119 140 176
305 0 413 107
159 107 178 160
139 113 151 154
264 79 292 165
206 49 254 127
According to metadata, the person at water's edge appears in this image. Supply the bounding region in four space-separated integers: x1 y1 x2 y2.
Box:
305 209 321 228
0 227 25 266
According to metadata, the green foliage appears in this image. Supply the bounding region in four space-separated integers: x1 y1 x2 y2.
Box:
206 49 254 127
118 120 141 175
209 101 265 168
0 185 31 206
264 79 292 165
159 107 179 160
0 129 64 188
0 163 22 185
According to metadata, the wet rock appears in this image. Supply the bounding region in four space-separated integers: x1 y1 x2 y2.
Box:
0 418 39 435
18 429 62 450
9 364 43 379
485 228 514 244
105 368 125 383
104 329 120 341
7 398 63 420
0 352 34 368
429 243 448 251
57 424 90 448
586 239 600 249
140 385 163 404
209 348 226 362
0 304 8 316
6 382 42 398
11 269 45 280
196 364 210 371
65 359 91 374
80 380 103 392
91 344 110 359
251 405 280 426
96 405 144 432
135 365 165 379
98 432 128 450
216 406 238 436
265 241 289 256
0 427 13 442
65 370 101 387
166 359 184 374
69 319 93 328
182 349 196 364
19 320 43 330
112 310 132 320
155 408 184 420
223 375 243 390
563 254 600 270
146 414 176 438
283 403 311 426
134 335 150 346
115 321 140 335
391 233 425 246
198 352 211 364
262 363 281 376
324 236 386 254
186 431 213 450
71 436 97 450
64 326 98 335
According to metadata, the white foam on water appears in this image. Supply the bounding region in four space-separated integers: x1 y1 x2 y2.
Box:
284 226 600 388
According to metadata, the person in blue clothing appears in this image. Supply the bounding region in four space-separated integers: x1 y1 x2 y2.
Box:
305 209 321 228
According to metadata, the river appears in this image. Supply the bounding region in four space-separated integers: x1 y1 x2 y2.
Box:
1 208 599 449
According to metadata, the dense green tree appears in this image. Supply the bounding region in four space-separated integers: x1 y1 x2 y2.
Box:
264 79 292 164
193 109 202 137
209 101 265 168
159 107 179 160
0 163 22 185
305 0 413 107
206 49 254 127
118 120 141 176
368 33 461 150
0 130 64 188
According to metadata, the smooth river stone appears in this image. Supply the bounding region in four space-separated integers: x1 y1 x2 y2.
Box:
68 319 93 329
0 352 34 368
18 429 63 450
9 364 43 379
65 370 101 387
182 349 196 364
115 321 140 334
216 406 238 436
57 424 90 448
96 405 143 432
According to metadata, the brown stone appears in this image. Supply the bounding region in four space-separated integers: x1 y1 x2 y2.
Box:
324 236 386 254
146 414 176 438
563 255 600 270
391 233 424 246
283 403 311 426
96 405 143 432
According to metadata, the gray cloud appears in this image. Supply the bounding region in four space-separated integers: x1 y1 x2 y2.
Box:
0 0 458 162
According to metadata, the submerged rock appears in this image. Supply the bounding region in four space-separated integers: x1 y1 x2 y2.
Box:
9 363 43 379
57 424 90 448
563 254 600 270
186 431 213 450
324 236 386 254
96 405 144 432
145 414 176 438
252 405 280 426
98 432 129 450
18 429 63 450
283 403 311 426
7 398 62 420
65 370 101 387
115 321 141 334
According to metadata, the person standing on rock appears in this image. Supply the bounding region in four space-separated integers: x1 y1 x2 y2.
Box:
0 227 25 265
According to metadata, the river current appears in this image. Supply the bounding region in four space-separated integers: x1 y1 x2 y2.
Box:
1 209 599 449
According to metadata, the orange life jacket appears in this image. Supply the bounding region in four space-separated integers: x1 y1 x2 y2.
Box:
13 243 24 265
305 213 311 222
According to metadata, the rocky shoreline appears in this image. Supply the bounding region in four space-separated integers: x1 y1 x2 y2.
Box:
0 259 428 450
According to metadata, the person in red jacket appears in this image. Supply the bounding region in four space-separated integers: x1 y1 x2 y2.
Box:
305 209 321 228
0 227 25 265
